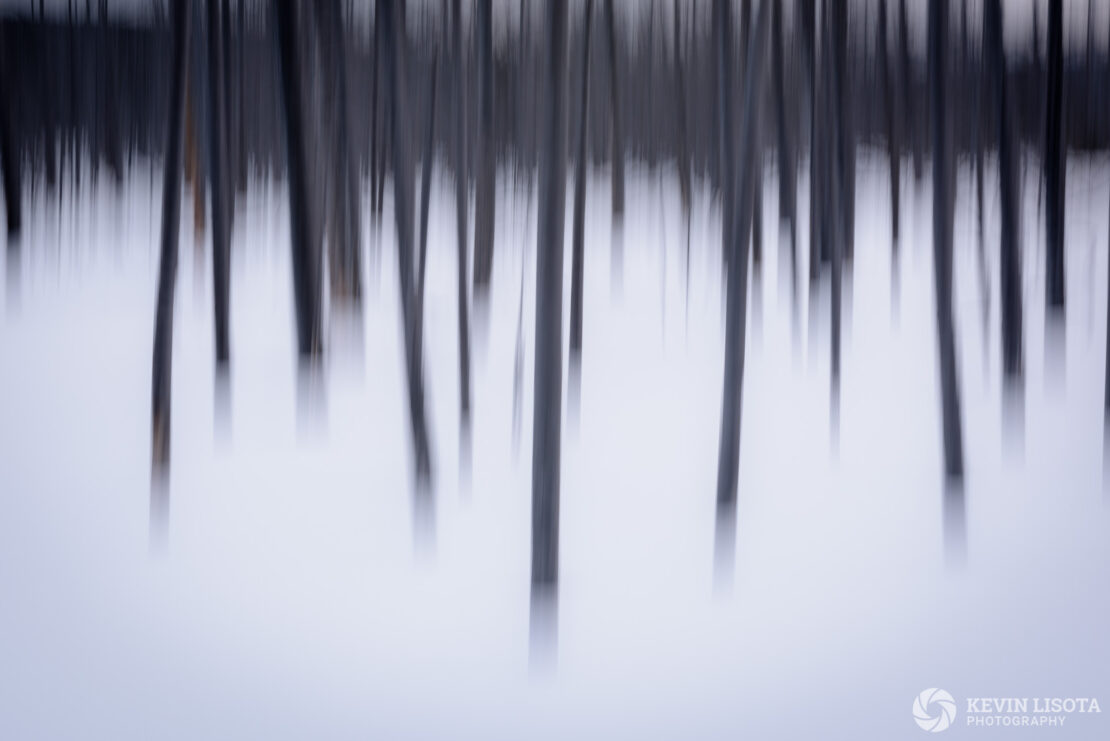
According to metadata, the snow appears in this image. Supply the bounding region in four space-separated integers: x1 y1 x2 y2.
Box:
1 152 1108 739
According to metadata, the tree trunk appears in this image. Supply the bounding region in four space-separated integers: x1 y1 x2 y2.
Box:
740 0 762 273
1044 0 1066 313
0 32 20 236
771 0 795 297
674 0 692 309
716 0 769 510
472 0 497 298
418 54 438 306
319 0 362 302
878 0 900 249
381 0 433 484
604 0 624 224
275 0 324 358
207 0 231 368
832 0 854 261
569 0 594 368
220 0 234 232
899 0 920 184
929 0 965 510
532 0 569 591
801 0 818 284
987 0 1023 381
828 0 846 420
370 14 380 224
151 0 192 473
451 0 472 436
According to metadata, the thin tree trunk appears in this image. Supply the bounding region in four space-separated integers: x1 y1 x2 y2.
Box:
569 0 594 368
320 0 362 302
716 0 769 510
771 0 795 298
151 0 192 473
451 0 472 436
370 13 380 224
418 54 438 306
828 0 845 420
220 0 234 233
1105 180 1110 418
878 0 900 249
0 30 20 236
899 0 920 184
929 0 965 545
1045 0 1066 313
604 0 624 224
236 0 246 191
207 0 231 368
674 0 692 312
801 0 818 284
381 0 433 484
472 0 496 298
275 0 324 357
987 0 1023 380
740 0 762 273
832 0 854 261
973 10 987 320
532 0 568 590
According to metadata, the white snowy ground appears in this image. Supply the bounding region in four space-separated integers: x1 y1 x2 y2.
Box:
1 152 1109 740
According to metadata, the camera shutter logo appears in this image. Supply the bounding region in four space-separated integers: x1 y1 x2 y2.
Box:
914 688 957 732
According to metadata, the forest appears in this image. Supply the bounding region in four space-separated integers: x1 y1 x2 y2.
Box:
2 0 1110 689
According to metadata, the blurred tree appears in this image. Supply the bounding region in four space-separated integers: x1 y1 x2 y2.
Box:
1045 0 1066 313
151 0 192 472
570 0 594 372
532 0 568 592
380 0 434 485
472 0 497 298
929 0 965 511
986 0 1023 382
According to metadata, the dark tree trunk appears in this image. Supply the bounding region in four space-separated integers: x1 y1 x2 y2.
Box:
375 10 388 222
674 0 692 306
771 0 795 297
236 0 246 191
151 0 192 472
898 0 920 184
929 0 965 498
207 0 231 368
832 0 854 261
827 0 846 418
1044 0 1066 313
532 0 568 590
740 0 762 272
973 14 986 277
0 32 20 236
801 0 818 284
381 0 433 484
451 0 472 435
569 0 594 368
275 0 324 358
220 0 234 231
1106 183 1110 418
320 0 362 302
878 0 900 249
987 0 1023 380
472 0 497 298
716 0 769 510
604 0 624 224
418 54 438 306
41 30 58 191
369 14 380 223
